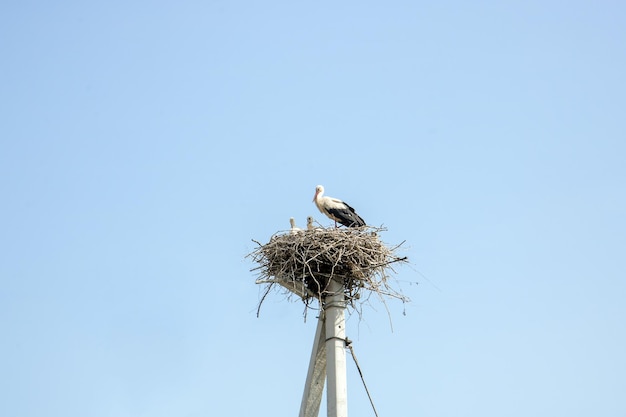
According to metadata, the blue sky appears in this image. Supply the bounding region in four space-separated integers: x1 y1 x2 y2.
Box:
1 1 625 416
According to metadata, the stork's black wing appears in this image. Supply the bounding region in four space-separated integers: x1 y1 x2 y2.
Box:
327 202 366 227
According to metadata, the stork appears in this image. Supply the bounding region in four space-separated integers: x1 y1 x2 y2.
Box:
307 215 322 231
312 185 366 228
289 217 303 234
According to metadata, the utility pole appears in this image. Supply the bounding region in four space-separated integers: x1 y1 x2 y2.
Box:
299 278 348 417
325 278 348 417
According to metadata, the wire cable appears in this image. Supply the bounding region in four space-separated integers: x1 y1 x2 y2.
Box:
346 338 380 417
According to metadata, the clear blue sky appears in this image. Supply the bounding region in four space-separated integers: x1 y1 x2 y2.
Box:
1 1 625 416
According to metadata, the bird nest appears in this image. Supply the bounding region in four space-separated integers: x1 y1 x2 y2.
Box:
248 226 409 315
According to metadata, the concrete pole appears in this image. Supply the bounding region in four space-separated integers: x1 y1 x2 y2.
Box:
325 278 348 417
299 314 326 417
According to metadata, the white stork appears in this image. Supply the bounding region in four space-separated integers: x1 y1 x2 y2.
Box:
307 216 322 231
312 185 366 228
289 217 303 234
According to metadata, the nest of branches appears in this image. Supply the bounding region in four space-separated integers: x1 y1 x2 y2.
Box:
248 226 409 315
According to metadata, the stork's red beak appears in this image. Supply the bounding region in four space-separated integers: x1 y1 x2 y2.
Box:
312 190 318 202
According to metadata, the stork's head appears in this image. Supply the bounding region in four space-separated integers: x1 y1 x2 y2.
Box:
313 185 324 202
